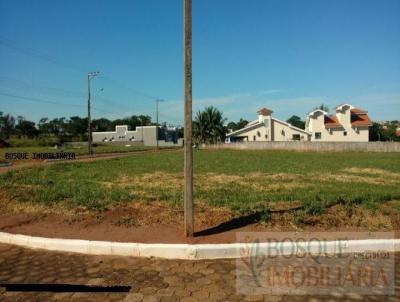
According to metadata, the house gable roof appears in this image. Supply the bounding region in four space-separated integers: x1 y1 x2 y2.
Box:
272 117 311 135
226 120 263 137
324 115 342 128
226 117 312 137
351 108 368 114
350 109 372 127
307 105 372 129
307 109 327 117
335 103 354 111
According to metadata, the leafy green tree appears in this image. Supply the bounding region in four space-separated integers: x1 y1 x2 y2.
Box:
15 118 38 138
112 115 152 130
227 118 249 132
48 117 66 136
38 117 51 135
193 106 226 144
92 118 113 132
370 122 399 141
176 126 184 138
286 115 305 129
382 123 399 141
138 115 152 126
369 123 384 141
66 116 87 139
0 112 15 139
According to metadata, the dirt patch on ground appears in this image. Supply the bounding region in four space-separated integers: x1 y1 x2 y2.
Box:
1 188 399 243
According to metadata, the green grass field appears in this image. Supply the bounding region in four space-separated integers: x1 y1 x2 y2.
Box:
1 149 400 220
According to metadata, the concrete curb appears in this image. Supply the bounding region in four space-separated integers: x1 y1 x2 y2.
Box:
0 232 399 259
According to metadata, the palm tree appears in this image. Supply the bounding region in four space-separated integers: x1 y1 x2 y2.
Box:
193 106 226 144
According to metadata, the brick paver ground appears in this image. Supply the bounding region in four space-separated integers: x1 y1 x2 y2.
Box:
0 243 398 301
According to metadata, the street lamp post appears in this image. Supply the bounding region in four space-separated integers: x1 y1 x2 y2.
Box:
155 99 163 149
141 117 144 144
87 71 99 156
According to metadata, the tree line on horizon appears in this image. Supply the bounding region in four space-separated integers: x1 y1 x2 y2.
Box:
0 107 398 146
0 112 152 144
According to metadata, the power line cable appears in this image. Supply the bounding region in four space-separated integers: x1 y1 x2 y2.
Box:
0 92 121 116
101 76 159 100
0 75 138 114
0 36 163 101
0 75 83 98
0 36 88 73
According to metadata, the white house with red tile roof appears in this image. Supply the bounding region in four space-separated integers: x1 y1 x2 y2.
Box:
305 104 372 142
226 108 311 142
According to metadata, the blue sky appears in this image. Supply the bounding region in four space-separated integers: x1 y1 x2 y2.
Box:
0 0 399 125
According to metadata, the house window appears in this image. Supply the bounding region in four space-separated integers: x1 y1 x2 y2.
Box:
343 131 347 136
292 134 301 141
315 132 322 140
265 134 268 139
281 130 285 136
257 131 261 137
253 136 256 141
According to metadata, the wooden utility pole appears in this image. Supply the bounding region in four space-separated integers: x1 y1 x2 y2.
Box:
87 71 99 156
184 0 193 237
87 74 92 156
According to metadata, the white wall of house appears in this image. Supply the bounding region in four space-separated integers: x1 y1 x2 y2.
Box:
307 106 370 142
272 119 309 141
227 112 310 142
92 125 152 143
336 105 351 126
233 124 269 142
92 125 183 146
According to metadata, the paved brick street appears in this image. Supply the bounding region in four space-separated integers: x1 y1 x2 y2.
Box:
0 243 399 302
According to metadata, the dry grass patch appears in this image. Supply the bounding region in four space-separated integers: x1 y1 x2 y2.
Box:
342 167 400 179
315 173 393 185
98 171 310 196
197 172 307 192
0 188 76 217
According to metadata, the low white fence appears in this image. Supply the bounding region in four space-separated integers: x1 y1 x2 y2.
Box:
203 141 400 152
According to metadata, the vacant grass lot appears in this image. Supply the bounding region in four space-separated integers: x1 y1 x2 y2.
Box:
1 149 400 220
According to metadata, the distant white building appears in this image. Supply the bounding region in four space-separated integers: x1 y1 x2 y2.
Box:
226 108 311 142
92 125 182 147
305 104 372 142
